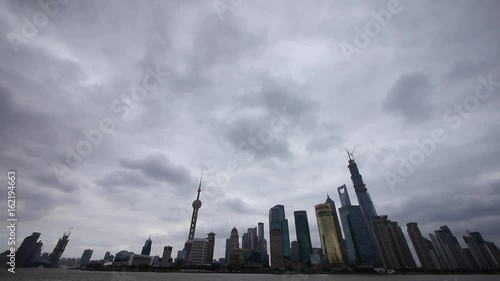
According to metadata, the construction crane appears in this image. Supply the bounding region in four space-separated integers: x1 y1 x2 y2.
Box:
64 227 73 236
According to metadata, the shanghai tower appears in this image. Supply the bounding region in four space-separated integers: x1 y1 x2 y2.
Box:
346 149 381 264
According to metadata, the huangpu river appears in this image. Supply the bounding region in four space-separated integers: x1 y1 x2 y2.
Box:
1 268 499 281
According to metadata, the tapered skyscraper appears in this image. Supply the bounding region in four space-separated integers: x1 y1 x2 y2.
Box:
346 149 381 264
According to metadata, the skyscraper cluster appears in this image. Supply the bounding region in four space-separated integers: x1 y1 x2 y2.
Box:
258 150 500 271
224 223 268 267
10 229 72 268
7 156 499 272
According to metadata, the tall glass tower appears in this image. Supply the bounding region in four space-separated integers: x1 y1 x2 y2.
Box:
294 211 312 263
141 235 152 255
314 203 345 266
337 184 377 266
346 150 381 264
269 205 291 261
325 194 347 262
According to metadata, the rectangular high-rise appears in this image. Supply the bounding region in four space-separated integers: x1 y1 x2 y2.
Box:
242 233 250 249
270 228 285 268
407 222 437 270
315 203 345 266
372 216 415 270
294 210 313 263
463 231 496 270
190 238 209 265
434 225 472 270
206 232 216 264
258 222 266 252
162 246 173 266
291 241 300 262
424 237 442 270
269 205 291 261
429 233 453 269
484 242 500 267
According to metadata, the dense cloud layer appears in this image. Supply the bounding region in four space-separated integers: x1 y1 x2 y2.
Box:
0 0 499 262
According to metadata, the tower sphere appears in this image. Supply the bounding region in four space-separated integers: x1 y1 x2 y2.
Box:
192 199 202 209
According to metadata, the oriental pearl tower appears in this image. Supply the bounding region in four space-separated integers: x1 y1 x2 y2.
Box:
181 171 203 263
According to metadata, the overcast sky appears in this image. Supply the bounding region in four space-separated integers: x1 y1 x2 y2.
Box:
1 0 499 262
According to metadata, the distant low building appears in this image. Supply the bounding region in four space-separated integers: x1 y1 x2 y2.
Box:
128 253 153 266
103 251 112 262
79 249 93 267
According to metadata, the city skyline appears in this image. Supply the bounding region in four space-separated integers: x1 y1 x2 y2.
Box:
8 153 500 268
0 0 499 266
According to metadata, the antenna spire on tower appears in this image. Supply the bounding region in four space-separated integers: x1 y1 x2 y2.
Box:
197 170 203 199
